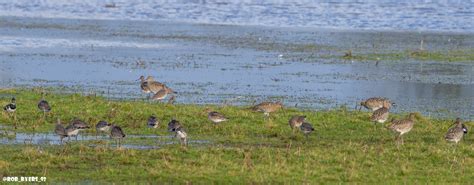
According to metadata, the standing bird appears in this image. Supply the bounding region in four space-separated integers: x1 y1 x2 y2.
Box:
139 76 151 94
38 92 51 119
289 115 306 130
206 108 228 124
175 127 188 146
151 88 174 101
65 124 79 141
445 118 467 144
167 119 182 132
300 122 315 138
147 115 160 128
96 120 112 138
146 76 175 94
71 118 90 140
167 95 176 105
370 106 390 129
388 113 416 144
110 125 126 147
3 97 16 114
251 101 283 117
54 118 68 143
3 97 17 128
358 97 395 111
71 118 90 130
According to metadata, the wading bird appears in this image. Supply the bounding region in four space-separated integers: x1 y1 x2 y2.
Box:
38 92 51 119
54 118 68 143
139 76 151 94
388 113 416 144
206 108 228 124
445 118 467 144
65 124 79 141
289 115 306 130
370 106 390 129
300 122 315 139
251 101 283 117
3 97 16 114
96 120 112 138
110 124 126 147
175 127 188 146
358 97 395 111
3 97 17 127
147 115 159 128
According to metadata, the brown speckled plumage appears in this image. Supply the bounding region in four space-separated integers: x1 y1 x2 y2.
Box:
389 113 416 144
370 107 389 123
360 97 394 111
289 115 306 129
251 101 283 116
445 118 466 144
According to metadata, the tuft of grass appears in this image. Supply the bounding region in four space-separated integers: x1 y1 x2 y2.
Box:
0 88 473 183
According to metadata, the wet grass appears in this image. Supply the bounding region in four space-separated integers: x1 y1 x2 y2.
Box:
340 49 474 62
0 88 473 183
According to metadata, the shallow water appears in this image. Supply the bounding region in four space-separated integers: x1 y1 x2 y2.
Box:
0 0 473 32
0 126 210 149
0 16 473 119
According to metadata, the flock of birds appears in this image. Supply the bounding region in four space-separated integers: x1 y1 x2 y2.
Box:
1 76 470 148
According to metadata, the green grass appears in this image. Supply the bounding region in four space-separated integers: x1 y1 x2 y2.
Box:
340 49 474 62
0 88 473 183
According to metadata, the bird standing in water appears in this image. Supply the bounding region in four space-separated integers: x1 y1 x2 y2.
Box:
3 97 17 128
110 124 126 148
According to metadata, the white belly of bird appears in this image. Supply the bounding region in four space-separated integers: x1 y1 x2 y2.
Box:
212 118 226 123
99 126 110 132
447 136 462 143
371 106 383 111
177 131 187 139
377 118 387 123
6 107 15 112
68 129 79 136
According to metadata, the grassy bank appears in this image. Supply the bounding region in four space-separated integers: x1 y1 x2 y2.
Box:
0 88 473 183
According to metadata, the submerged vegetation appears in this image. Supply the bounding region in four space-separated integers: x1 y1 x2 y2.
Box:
0 88 473 183
340 49 474 62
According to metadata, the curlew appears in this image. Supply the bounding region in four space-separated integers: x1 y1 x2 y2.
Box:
139 76 151 94
289 115 306 130
3 97 17 127
388 113 416 144
358 97 395 111
370 106 390 129
251 101 283 117
445 118 467 144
